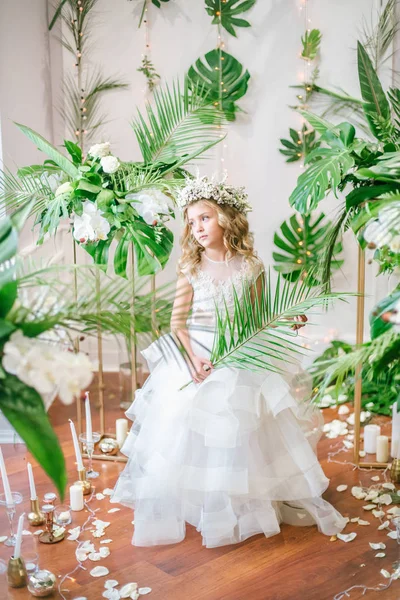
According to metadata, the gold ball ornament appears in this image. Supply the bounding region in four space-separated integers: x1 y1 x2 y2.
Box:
99 437 120 455
27 569 57 596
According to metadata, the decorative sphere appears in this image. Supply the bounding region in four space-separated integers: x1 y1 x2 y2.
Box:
27 569 56 597
99 437 119 455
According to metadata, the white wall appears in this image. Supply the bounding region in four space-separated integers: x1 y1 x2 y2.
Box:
1 0 388 371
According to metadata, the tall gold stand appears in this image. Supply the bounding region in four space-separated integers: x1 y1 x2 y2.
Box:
353 247 390 469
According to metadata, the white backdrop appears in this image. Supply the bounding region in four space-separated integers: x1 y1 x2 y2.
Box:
0 0 392 370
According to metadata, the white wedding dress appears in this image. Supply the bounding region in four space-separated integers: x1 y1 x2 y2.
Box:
111 253 347 547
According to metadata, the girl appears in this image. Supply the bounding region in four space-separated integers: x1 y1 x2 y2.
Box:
111 174 347 548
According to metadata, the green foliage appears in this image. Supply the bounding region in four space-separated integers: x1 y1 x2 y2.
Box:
273 213 343 285
279 124 320 163
205 0 256 37
301 29 322 61
137 55 160 92
188 50 250 121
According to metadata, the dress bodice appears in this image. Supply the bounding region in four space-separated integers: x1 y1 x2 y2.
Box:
182 253 264 328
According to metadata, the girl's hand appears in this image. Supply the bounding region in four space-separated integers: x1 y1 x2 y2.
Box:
291 315 307 330
189 355 214 384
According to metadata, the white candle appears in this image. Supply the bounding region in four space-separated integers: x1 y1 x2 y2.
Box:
85 392 93 444
70 484 84 511
392 401 400 458
364 424 381 454
13 512 25 559
0 446 13 505
27 462 37 501
69 420 84 471
116 418 128 448
376 435 389 463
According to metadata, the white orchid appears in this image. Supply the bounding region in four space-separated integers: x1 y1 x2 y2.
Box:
88 142 111 159
72 200 111 243
2 331 93 407
100 156 120 174
125 188 171 225
363 219 393 248
390 235 400 253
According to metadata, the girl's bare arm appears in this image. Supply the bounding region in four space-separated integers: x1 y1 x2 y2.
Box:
170 274 196 360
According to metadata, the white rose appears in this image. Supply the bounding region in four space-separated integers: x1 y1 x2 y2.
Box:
100 155 120 174
88 142 111 159
55 182 73 197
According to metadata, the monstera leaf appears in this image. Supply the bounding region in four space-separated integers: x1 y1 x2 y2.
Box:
205 0 256 37
188 50 250 121
279 124 320 163
273 212 343 285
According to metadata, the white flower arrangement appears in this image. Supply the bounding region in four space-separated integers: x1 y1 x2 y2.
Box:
100 155 120 174
72 200 111 243
176 172 252 214
2 330 93 407
125 188 171 225
88 142 111 159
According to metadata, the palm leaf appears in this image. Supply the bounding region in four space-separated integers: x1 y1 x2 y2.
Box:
357 41 392 142
273 212 343 285
188 49 250 122
14 123 79 178
205 0 256 37
132 76 225 163
359 0 399 72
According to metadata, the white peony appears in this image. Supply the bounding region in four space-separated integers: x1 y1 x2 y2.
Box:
72 200 111 243
55 182 73 197
2 331 93 408
88 142 111 159
125 188 170 225
100 156 120 174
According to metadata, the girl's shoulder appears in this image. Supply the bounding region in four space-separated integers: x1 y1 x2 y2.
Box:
243 255 265 280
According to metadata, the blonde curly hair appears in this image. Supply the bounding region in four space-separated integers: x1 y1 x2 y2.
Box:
177 198 260 278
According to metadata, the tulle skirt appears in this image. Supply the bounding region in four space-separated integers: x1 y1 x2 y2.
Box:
110 327 347 548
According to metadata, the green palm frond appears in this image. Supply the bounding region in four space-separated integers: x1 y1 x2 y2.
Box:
359 0 398 72
309 329 400 401
132 76 225 163
187 50 250 122
62 70 129 146
301 29 322 61
0 167 57 215
176 270 352 390
273 212 343 285
205 0 256 37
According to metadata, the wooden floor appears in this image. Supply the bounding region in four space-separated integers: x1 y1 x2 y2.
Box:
1 374 400 600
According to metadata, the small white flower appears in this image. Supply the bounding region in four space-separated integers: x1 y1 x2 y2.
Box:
100 156 120 174
55 182 73 197
126 188 171 225
88 143 111 159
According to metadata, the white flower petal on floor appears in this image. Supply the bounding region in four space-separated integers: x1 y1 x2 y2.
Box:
369 542 386 550
138 587 152 594
90 566 110 577
337 532 357 542
372 510 385 518
378 521 390 530
358 520 370 526
108 508 120 513
371 476 380 482
381 569 391 578
387 530 398 539
336 485 348 492
119 583 138 598
103 590 120 600
99 547 110 558
103 489 114 496
379 494 393 506
382 483 395 491
0 536 7 543
375 552 386 558
96 493 106 500
100 539 113 544
363 504 376 511
104 580 119 589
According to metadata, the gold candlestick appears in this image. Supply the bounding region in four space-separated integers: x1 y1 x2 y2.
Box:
7 556 27 588
38 505 65 545
75 468 91 495
391 458 400 483
27 498 45 526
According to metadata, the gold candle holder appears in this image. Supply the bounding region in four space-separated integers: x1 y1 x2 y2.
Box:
391 458 400 483
38 505 65 545
27 498 45 526
75 468 91 495
7 556 27 588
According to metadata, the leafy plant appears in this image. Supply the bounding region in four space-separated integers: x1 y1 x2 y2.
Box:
301 29 322 61
273 212 343 285
279 124 320 163
205 0 256 37
188 49 250 121
137 55 161 92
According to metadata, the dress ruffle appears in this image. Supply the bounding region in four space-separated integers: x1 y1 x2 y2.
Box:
111 329 347 548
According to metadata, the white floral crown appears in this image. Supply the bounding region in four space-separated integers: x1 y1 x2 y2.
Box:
177 172 252 214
